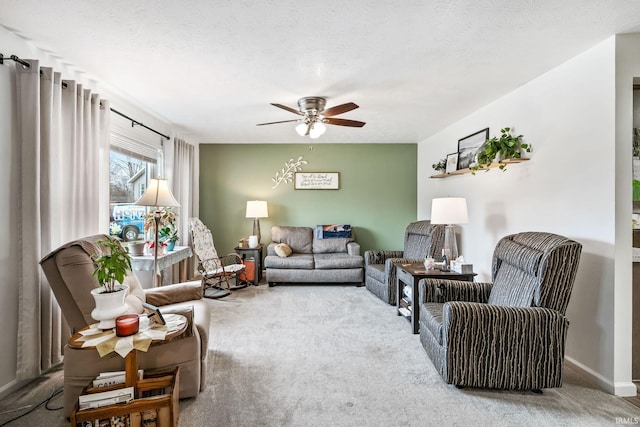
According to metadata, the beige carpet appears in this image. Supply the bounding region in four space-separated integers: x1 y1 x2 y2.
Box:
2 284 640 426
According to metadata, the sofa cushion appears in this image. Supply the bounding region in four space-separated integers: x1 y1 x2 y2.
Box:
314 253 363 269
312 237 351 254
264 253 314 269
275 243 292 257
271 226 313 254
421 302 445 345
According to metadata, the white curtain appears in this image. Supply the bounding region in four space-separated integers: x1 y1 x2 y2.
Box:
166 137 199 280
15 60 109 380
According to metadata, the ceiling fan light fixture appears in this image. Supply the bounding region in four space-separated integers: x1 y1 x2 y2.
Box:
309 122 326 139
257 96 365 138
295 123 307 136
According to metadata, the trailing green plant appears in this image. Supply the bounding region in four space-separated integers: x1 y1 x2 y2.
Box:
432 158 447 173
92 236 132 293
470 127 531 174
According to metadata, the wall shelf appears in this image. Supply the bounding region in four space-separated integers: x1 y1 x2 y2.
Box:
430 158 530 178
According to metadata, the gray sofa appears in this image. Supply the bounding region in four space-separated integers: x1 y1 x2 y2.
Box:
264 226 364 286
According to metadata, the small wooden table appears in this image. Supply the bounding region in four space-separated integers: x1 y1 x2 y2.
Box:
396 263 476 334
68 314 187 426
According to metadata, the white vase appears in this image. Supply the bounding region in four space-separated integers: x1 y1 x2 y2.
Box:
91 285 129 330
248 235 259 248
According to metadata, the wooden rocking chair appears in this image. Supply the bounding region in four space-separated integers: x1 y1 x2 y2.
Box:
189 217 247 299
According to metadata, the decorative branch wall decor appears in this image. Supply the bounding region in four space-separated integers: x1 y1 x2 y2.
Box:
272 156 309 189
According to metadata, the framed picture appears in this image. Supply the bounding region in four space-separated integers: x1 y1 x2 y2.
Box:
142 302 166 326
294 172 340 190
445 153 459 173
457 128 489 170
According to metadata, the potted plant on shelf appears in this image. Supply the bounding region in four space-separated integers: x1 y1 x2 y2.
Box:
432 158 447 173
90 236 132 329
470 127 531 174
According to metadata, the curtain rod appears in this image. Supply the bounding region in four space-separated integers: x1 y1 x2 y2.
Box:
2 52 170 141
109 107 170 140
0 52 30 68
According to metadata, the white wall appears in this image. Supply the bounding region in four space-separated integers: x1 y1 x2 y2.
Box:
418 35 638 395
0 26 177 396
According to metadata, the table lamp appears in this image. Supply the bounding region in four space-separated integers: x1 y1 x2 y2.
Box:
245 200 268 244
135 178 180 287
430 197 468 271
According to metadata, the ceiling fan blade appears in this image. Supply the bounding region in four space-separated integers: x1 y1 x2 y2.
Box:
271 103 303 116
305 123 312 136
256 119 300 126
324 117 366 127
322 102 359 117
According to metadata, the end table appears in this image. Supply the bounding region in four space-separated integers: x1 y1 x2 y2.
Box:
396 263 476 334
234 244 263 286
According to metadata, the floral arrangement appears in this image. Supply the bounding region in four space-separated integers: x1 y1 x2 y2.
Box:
143 207 177 234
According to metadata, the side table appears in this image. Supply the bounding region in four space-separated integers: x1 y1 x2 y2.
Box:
68 314 187 426
396 263 476 334
234 244 263 286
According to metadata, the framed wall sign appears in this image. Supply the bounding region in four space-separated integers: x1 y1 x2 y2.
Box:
457 128 489 170
294 172 340 190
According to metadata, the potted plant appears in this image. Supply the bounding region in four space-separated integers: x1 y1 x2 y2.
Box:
470 127 531 173
90 236 132 329
159 225 179 251
432 158 447 173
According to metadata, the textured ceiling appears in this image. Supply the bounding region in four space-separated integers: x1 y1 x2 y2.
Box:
2 0 640 144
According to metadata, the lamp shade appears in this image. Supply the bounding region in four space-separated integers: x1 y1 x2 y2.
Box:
309 122 326 139
430 197 468 225
295 123 307 136
135 178 180 207
246 200 268 218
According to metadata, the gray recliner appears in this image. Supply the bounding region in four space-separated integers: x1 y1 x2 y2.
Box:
364 221 445 305
40 234 210 418
418 231 582 390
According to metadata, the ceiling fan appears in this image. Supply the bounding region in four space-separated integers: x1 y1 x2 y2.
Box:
256 96 366 138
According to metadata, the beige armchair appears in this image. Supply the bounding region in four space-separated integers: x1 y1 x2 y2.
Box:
40 234 210 418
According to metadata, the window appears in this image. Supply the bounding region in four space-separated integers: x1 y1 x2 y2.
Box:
109 112 164 241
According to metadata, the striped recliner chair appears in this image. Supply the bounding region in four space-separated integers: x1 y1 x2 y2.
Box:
364 221 445 305
418 231 582 391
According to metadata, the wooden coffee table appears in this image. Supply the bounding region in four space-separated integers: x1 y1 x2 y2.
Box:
396 263 476 334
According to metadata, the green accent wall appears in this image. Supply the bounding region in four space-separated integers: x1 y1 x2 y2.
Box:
198 143 417 256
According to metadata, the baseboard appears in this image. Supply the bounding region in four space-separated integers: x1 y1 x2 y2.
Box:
565 356 637 397
0 379 22 401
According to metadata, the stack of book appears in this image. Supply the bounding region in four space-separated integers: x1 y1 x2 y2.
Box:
92 370 143 388
78 387 134 410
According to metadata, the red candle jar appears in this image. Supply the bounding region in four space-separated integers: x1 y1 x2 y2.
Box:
115 314 139 337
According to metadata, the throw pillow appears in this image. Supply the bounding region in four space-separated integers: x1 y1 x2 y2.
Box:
275 243 292 258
